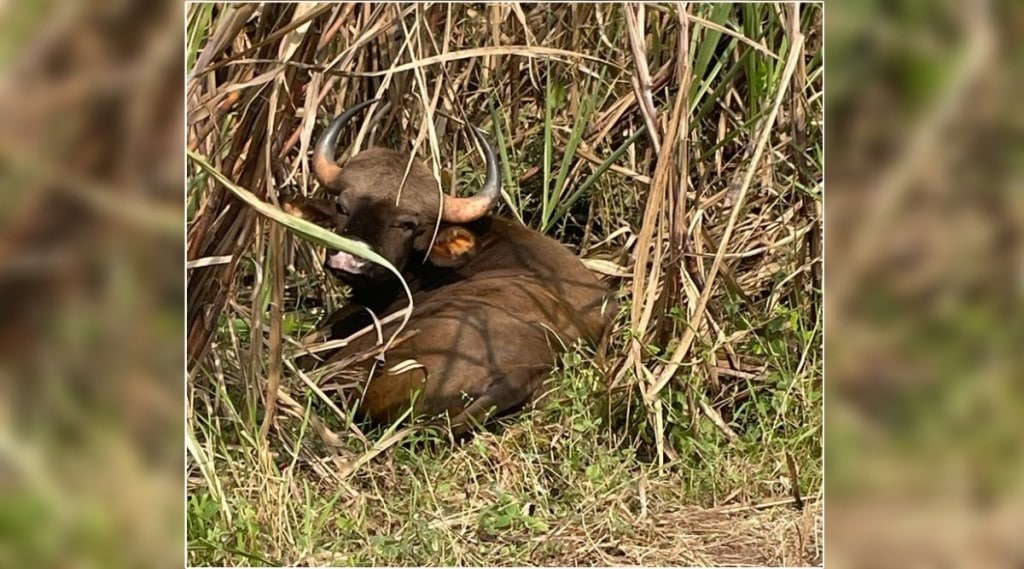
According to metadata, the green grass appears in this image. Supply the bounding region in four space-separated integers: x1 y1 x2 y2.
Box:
188 330 820 565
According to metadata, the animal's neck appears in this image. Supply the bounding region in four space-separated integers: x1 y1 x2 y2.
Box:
348 249 457 310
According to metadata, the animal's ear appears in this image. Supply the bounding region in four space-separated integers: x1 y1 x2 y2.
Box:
428 225 479 267
280 192 335 227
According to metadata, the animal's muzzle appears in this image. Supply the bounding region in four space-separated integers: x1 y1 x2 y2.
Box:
325 250 368 274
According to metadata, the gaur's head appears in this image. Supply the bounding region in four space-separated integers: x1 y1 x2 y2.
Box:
285 100 501 287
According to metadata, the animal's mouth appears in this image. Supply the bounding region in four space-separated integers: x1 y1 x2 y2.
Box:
324 250 368 274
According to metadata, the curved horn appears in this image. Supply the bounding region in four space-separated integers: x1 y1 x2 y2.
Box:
441 126 502 223
311 98 382 190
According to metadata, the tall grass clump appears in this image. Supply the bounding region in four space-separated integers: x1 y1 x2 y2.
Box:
186 3 823 566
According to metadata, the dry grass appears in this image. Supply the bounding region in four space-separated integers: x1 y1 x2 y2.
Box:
186 2 823 566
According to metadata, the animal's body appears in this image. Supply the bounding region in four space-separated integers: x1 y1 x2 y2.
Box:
286 100 615 435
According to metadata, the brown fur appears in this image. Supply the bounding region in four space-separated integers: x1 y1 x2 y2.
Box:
287 146 616 436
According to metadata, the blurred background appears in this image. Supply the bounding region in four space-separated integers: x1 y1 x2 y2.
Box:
0 0 184 567
825 0 1024 566
0 1 1020 568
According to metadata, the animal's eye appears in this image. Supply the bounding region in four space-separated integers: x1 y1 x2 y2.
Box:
392 216 418 231
336 202 350 217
